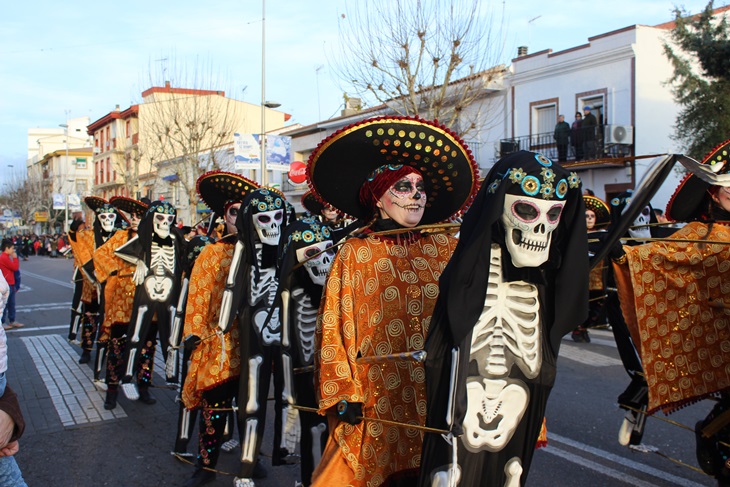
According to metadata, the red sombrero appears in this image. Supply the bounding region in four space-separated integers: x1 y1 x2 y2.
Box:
306 116 479 224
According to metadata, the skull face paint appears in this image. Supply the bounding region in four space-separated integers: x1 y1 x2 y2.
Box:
585 209 596 231
128 213 142 232
97 211 117 232
225 203 241 235
501 194 565 268
376 173 426 228
295 241 336 286
254 209 284 245
154 212 175 239
626 205 652 240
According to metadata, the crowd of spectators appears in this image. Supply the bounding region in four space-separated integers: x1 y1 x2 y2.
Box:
2 233 71 259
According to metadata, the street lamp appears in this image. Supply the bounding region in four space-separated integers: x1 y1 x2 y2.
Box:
260 101 281 188
59 124 70 232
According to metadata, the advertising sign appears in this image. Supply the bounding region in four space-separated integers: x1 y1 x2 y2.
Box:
34 211 49 222
233 133 261 170
261 134 292 170
288 161 307 184
67 194 81 211
52 194 65 210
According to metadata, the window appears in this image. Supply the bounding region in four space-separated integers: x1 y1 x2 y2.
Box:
75 157 87 169
126 121 131 138
535 105 557 135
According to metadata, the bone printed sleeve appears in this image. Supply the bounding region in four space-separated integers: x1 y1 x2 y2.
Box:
182 242 241 411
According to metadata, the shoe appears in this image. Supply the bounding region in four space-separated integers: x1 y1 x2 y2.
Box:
2 325 12 331
79 350 91 364
183 467 216 487
582 329 591 343
138 388 157 405
252 460 267 479
104 390 118 410
10 322 23 328
571 331 585 343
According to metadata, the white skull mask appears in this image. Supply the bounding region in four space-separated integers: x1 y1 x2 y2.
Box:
154 213 175 239
295 241 335 286
97 211 117 232
626 205 652 240
253 209 284 245
501 194 565 268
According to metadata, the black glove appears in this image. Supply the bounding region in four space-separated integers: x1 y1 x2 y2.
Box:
183 335 202 353
336 400 363 425
609 241 626 261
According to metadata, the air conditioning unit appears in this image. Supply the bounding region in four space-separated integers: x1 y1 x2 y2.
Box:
606 125 633 144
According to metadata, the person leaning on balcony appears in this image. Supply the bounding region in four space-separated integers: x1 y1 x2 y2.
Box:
554 114 571 162
582 106 598 159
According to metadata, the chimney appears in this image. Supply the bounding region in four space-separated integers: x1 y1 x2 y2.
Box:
115 104 120 111
517 46 528 57
165 81 171 88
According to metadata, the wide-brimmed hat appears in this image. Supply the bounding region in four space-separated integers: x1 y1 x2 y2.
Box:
196 171 260 215
84 196 110 213
301 190 326 216
666 139 730 221
109 196 149 216
583 195 610 227
306 116 479 224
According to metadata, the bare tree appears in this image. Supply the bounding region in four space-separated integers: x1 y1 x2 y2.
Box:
332 0 506 136
137 55 246 224
0 173 47 232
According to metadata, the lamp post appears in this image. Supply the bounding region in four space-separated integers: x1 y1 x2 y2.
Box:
259 0 281 188
59 124 70 232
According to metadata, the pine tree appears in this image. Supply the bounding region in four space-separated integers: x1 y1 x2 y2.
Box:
664 1 730 159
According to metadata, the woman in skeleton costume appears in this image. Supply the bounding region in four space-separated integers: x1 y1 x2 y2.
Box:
419 150 588 487
93 196 149 410
571 195 611 343
214 186 289 486
611 140 730 486
181 171 259 487
307 117 478 487
68 196 125 365
114 200 184 403
271 216 336 486
172 234 216 457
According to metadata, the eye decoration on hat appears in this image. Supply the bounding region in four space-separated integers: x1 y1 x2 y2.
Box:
306 116 479 225
196 171 260 216
283 217 336 287
501 156 579 200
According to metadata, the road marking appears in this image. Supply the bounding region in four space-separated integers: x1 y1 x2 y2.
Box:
21 335 127 426
548 432 707 487
559 342 623 367
546 445 661 487
4 325 67 333
16 303 71 313
21 271 75 289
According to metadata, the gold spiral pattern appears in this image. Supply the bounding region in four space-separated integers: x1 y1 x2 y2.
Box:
321 380 339 396
382 286 399 302
375 257 393 273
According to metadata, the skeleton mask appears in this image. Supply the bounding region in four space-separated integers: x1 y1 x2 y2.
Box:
296 241 335 286
97 211 117 233
254 209 284 245
501 194 565 268
153 212 175 239
626 205 652 240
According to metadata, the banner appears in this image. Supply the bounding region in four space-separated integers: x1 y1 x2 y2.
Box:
261 134 292 170
67 194 81 211
34 211 49 222
233 133 261 170
52 194 65 210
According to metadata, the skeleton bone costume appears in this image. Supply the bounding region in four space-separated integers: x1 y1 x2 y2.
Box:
271 216 336 486
67 197 125 365
307 117 478 487
115 200 184 400
611 140 730 485
216 186 290 484
181 171 259 487
93 196 149 410
419 151 588 487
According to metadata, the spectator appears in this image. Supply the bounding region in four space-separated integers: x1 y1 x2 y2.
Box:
583 188 595 196
582 106 598 159
0 241 22 331
571 112 584 160
653 207 668 223
554 114 571 162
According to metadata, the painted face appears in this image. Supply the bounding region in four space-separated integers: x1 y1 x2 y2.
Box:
501 194 565 268
712 186 730 213
153 212 175 239
376 173 426 228
128 213 142 232
321 206 340 224
225 203 241 235
585 209 596 230
97 211 117 233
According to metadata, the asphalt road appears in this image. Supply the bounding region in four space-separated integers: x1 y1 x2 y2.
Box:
6 255 715 487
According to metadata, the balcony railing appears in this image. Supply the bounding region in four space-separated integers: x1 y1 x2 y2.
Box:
499 125 633 163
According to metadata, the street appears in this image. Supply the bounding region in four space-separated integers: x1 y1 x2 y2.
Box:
7 256 715 487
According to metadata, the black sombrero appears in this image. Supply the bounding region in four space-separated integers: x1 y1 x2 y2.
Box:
196 171 260 216
583 195 610 227
301 190 325 216
666 139 730 222
84 196 110 213
306 116 479 224
109 196 149 216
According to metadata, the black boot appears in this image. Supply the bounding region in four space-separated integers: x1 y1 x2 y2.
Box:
183 467 216 487
79 350 91 364
104 390 118 410
138 387 157 405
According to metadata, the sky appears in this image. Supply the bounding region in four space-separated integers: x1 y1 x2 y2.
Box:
0 0 719 187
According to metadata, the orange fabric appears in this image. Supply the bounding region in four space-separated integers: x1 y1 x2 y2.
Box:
616 222 730 414
93 231 136 340
181 241 241 410
535 417 548 449
589 261 606 291
315 232 457 487
69 229 97 304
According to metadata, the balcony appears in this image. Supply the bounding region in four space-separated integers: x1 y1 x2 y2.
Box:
500 124 633 168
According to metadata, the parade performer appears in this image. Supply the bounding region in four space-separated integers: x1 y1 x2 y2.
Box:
571 195 611 343
93 196 149 409
272 216 337 486
611 140 730 485
301 191 360 243
308 116 478 487
216 186 289 486
181 171 259 487
171 234 216 457
67 197 124 364
115 200 184 401
419 150 588 487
